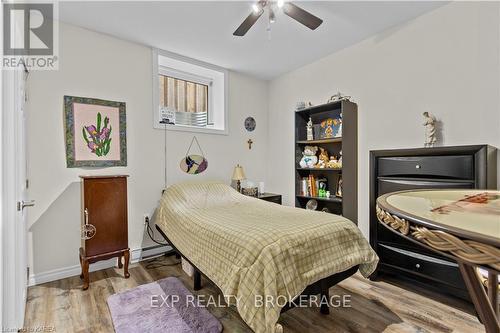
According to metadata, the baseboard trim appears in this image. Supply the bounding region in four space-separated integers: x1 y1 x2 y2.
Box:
28 245 172 286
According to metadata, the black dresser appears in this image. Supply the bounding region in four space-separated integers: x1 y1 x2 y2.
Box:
369 145 497 299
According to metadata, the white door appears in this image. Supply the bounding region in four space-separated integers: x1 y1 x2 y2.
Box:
15 67 30 329
1 63 30 331
1 4 30 329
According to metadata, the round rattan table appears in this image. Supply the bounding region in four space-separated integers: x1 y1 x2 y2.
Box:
376 190 500 333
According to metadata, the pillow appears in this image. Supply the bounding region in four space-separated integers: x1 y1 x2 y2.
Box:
165 181 240 209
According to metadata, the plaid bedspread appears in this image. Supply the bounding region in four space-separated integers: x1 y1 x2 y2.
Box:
156 182 378 333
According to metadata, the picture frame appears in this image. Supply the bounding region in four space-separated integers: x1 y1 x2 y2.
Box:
319 117 342 139
64 95 127 167
242 187 258 197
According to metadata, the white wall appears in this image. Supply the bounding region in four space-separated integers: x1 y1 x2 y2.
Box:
26 22 268 277
26 2 500 281
267 2 500 238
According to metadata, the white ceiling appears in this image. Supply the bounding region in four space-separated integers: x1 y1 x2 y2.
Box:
59 1 445 79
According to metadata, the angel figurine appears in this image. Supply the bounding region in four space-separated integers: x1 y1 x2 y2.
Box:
423 112 437 148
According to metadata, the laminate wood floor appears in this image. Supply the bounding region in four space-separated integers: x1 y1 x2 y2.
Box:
24 256 484 333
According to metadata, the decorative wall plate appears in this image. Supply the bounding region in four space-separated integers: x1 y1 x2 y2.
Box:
180 155 208 174
244 117 256 132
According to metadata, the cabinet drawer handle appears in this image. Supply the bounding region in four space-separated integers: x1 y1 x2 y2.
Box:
415 164 421 169
84 208 89 225
415 263 421 269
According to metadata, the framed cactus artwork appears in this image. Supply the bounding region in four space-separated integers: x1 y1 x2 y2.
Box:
64 96 127 167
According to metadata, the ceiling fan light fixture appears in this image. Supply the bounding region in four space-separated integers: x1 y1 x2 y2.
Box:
269 7 276 23
234 1 322 37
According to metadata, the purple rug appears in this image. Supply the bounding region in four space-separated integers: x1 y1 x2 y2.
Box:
107 277 223 333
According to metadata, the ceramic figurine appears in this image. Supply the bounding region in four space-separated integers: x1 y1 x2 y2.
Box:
316 147 329 168
327 91 351 103
296 101 306 110
326 191 331 198
423 112 437 148
336 177 343 197
299 145 318 168
326 154 341 169
306 117 314 141
335 115 342 138
318 179 328 197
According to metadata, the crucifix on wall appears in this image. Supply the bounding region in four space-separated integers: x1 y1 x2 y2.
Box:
247 139 253 150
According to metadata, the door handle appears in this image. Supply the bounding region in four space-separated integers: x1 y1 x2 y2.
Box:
17 200 35 211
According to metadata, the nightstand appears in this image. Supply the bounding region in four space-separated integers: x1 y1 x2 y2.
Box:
258 193 282 205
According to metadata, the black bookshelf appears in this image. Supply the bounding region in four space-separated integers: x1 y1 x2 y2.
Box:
294 100 358 223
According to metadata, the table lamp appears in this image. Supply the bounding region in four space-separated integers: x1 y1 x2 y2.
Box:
232 164 246 192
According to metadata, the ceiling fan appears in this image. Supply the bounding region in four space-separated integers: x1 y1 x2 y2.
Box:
233 0 323 37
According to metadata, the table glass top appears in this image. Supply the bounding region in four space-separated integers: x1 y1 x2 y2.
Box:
382 190 500 240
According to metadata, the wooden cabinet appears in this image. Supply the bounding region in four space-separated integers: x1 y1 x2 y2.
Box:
79 175 130 290
370 145 497 300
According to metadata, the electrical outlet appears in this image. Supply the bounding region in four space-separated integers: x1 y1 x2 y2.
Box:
143 214 150 225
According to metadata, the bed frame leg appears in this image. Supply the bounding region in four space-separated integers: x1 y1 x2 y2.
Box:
320 288 330 315
193 270 202 291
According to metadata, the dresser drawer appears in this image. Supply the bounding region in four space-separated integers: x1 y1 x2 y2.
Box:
378 178 474 196
378 155 474 179
379 244 464 288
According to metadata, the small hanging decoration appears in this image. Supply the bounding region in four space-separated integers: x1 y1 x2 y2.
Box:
81 224 96 240
81 208 96 240
180 136 208 174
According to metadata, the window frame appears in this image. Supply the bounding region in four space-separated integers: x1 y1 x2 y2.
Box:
152 48 229 135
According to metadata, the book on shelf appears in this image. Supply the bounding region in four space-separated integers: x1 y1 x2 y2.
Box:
300 175 319 197
300 176 330 198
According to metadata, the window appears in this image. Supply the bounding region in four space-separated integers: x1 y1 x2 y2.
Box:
153 49 228 134
159 74 210 126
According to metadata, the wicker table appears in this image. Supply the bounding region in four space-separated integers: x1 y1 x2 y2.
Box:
376 190 500 333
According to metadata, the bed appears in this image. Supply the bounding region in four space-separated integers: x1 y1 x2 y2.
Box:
156 181 378 333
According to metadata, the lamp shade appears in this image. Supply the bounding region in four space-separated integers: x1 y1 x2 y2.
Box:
232 164 246 181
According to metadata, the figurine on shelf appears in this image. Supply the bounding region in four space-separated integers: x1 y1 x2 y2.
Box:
334 115 342 138
318 180 327 198
299 145 318 168
326 153 342 169
306 117 314 141
423 112 437 148
335 176 343 197
326 156 337 169
327 91 351 103
316 147 329 168
325 190 331 198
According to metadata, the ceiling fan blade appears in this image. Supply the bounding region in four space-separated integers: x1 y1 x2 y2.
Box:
233 10 264 36
283 2 323 30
